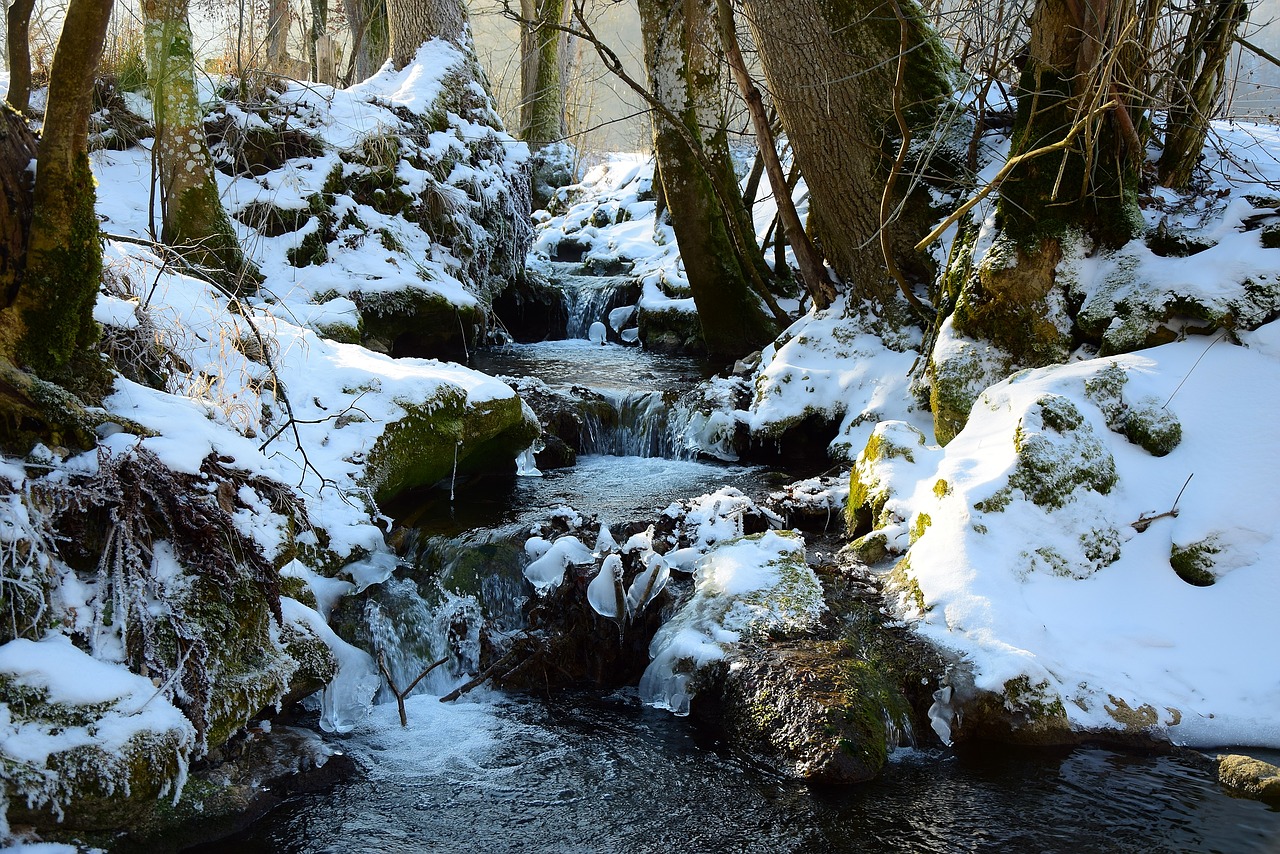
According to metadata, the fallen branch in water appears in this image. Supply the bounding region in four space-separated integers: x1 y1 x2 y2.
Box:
438 647 523 703
378 652 449 727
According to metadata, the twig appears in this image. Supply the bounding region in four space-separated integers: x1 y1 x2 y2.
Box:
378 652 450 727
1132 473 1193 532
439 647 521 703
1163 332 1224 409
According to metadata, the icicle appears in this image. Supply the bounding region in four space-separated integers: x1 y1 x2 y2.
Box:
450 439 461 503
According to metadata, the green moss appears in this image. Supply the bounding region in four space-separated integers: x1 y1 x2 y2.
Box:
1007 395 1116 510
1123 404 1181 457
909 512 931 544
932 478 951 499
363 390 538 504
847 531 890 565
846 422 926 532
888 556 927 614
1171 538 1220 586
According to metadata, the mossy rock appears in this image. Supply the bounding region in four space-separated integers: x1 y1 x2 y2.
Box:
637 306 706 356
1218 754 1280 804
353 289 483 362
0 658 193 835
700 639 913 784
1007 394 1116 510
846 531 891 565
363 388 538 505
279 614 338 706
951 675 1075 746
928 329 1009 445
1084 363 1182 456
846 421 926 535
1171 537 1220 587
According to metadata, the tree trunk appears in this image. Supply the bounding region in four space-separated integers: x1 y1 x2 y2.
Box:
387 0 467 67
998 0 1142 251
5 0 34 113
266 0 292 68
741 0 953 312
1157 0 1248 188
143 0 259 291
344 0 388 83
637 0 778 361
7 0 114 392
715 0 835 310
520 0 565 146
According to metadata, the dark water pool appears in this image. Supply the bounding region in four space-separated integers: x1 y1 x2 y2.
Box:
192 690 1280 854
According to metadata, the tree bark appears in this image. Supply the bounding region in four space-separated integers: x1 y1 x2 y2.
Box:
266 0 292 67
519 0 566 146
4 0 33 113
143 0 259 292
387 0 467 67
741 0 953 313
715 0 835 310
1157 0 1248 188
344 0 389 83
637 0 778 360
8 0 114 390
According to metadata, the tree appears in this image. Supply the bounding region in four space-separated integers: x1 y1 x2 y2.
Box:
925 0 1146 442
635 0 778 360
143 0 259 290
519 0 567 144
387 0 467 66
344 0 390 83
714 0 835 311
740 0 955 316
1158 0 1249 188
5 0 34 113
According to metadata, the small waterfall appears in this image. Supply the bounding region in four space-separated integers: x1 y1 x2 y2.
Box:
559 274 637 339
579 390 699 459
362 577 484 700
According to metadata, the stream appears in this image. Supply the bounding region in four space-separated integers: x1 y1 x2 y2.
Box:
198 268 1280 853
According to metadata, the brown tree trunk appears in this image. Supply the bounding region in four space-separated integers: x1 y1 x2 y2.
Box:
519 0 566 145
637 0 778 360
344 0 388 83
8 0 115 392
5 0 34 113
387 0 467 67
715 0 834 310
266 0 292 68
741 0 953 314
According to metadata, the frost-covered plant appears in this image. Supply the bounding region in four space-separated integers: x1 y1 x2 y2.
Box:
35 448 291 749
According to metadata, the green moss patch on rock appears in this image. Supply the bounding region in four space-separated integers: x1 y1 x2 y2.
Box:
1084 363 1182 456
1006 394 1117 510
637 305 706 356
1170 537 1221 586
353 288 483 361
846 420 927 536
951 675 1075 746
363 387 538 505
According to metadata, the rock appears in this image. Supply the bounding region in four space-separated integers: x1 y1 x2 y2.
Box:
638 306 706 356
846 420 928 536
1218 754 1280 804
699 640 912 784
363 387 539 504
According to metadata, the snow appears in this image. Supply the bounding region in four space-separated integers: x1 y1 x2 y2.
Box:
640 531 825 715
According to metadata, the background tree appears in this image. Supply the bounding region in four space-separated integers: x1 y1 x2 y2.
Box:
519 0 566 143
344 0 390 82
144 0 259 289
0 0 116 450
5 0 35 112
740 0 955 316
636 0 778 360
1158 0 1250 187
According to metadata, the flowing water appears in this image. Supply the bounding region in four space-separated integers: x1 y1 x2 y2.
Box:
209 268 1280 853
